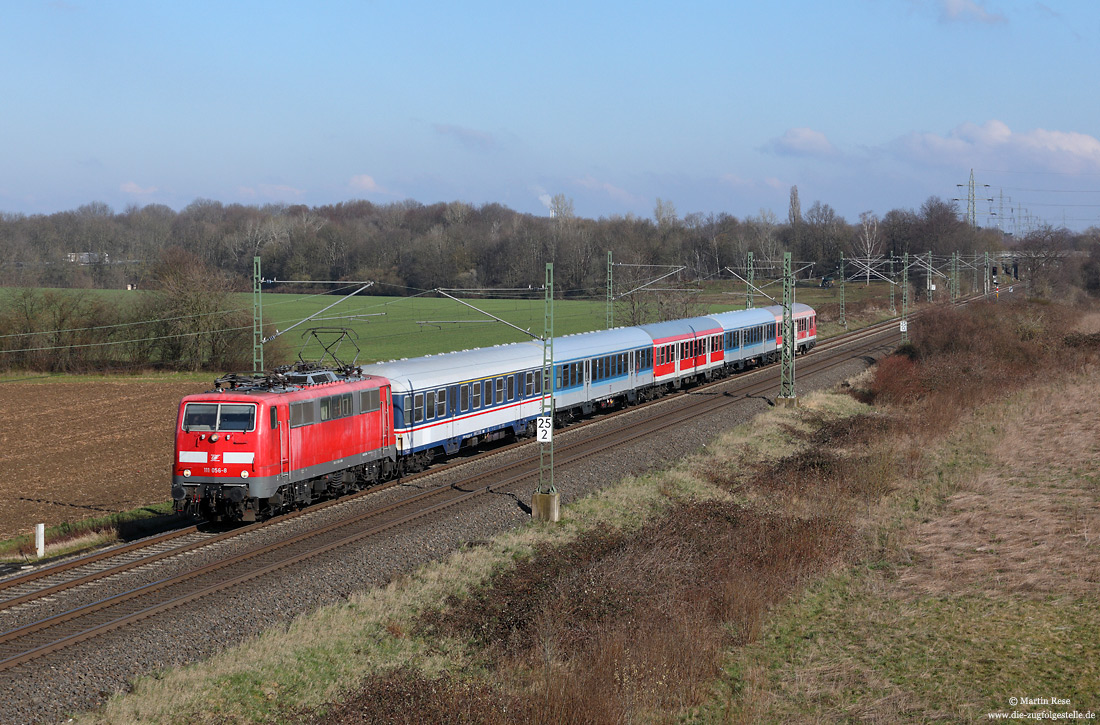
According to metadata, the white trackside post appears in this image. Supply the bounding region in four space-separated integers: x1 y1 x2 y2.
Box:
36 523 45 558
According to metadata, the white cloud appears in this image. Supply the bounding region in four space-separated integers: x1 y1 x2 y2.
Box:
349 175 387 194
529 184 553 210
896 120 1100 173
763 127 838 158
574 175 642 205
719 173 754 188
939 0 1007 24
120 181 157 195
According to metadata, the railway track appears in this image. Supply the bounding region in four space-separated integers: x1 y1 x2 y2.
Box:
0 313 908 675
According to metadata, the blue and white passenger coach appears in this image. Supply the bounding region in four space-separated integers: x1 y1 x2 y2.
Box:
551 327 654 419
362 343 546 470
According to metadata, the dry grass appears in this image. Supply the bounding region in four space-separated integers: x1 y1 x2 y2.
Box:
418 501 852 723
896 376 1100 600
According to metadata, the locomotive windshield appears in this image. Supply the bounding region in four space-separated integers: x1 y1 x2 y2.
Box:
183 403 256 432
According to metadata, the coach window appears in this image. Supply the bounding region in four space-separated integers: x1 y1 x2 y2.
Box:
460 384 470 412
411 393 424 423
492 377 502 405
435 388 447 418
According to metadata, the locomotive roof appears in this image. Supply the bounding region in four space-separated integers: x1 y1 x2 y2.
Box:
180 371 386 405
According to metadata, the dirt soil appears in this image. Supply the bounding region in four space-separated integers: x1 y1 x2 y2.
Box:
0 379 208 541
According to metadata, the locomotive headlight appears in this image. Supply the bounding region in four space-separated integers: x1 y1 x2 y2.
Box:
210 433 220 443
183 469 192 478
240 470 249 479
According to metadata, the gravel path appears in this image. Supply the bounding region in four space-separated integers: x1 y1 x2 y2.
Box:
0 353 873 725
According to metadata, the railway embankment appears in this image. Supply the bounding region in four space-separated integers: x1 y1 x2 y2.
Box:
77 298 1100 723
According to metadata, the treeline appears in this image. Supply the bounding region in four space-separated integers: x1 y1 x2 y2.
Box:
0 252 253 372
8 193 1096 295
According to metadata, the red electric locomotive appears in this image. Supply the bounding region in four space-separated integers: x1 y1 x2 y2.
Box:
172 365 397 521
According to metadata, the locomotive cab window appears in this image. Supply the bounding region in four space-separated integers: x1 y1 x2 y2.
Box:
183 403 256 432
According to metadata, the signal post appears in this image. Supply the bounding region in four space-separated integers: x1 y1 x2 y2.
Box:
532 262 560 522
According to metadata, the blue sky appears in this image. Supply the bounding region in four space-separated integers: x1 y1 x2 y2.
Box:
3 0 1100 230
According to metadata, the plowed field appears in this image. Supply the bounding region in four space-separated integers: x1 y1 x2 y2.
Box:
0 379 208 541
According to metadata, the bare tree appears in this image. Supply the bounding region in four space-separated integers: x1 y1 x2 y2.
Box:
654 198 678 228
857 211 881 285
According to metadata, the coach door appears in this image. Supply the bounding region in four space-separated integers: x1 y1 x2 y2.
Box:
382 389 391 449
278 404 290 480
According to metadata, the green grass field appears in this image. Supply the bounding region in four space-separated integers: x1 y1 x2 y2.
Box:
4 279 907 369
257 292 612 364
